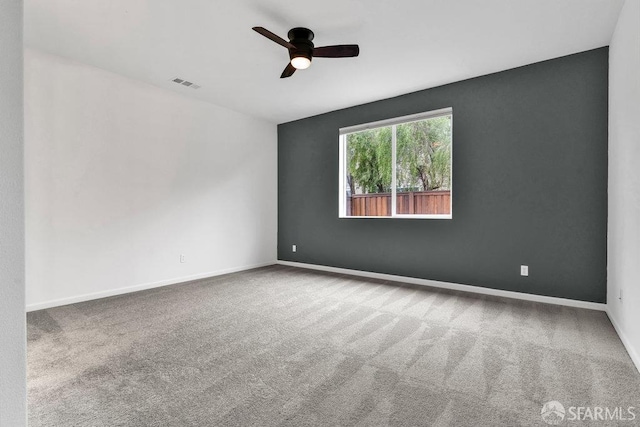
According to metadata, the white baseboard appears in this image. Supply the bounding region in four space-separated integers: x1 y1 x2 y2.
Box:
605 309 640 374
277 260 607 312
26 261 276 312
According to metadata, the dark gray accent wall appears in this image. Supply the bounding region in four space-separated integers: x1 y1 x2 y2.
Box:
278 48 608 303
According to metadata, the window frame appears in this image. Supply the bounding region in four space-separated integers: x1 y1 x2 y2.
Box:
339 107 453 219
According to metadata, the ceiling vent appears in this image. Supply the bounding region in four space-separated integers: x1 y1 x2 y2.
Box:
171 77 200 90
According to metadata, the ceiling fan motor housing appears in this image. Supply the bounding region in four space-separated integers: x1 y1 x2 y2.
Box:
288 27 314 63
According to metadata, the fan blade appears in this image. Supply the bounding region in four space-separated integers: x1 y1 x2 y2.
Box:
252 27 295 50
280 63 296 78
313 45 360 58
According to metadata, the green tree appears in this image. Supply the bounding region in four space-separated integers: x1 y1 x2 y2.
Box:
396 116 451 191
346 116 451 194
346 127 392 193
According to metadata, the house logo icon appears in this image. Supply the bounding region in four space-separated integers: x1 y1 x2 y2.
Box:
541 401 566 425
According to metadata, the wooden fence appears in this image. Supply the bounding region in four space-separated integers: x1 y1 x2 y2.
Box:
349 190 450 216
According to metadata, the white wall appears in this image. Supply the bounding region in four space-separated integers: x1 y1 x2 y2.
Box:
608 0 640 371
0 0 26 425
25 49 277 309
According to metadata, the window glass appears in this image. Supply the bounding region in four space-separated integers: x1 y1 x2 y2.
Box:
345 126 392 217
395 116 451 215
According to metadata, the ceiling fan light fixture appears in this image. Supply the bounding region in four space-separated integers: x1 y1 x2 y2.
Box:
291 55 311 70
252 26 359 78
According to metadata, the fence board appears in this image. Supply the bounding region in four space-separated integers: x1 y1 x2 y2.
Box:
348 190 450 216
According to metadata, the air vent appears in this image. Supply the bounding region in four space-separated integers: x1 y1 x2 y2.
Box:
171 77 201 90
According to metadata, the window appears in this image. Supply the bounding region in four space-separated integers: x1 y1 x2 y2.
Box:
339 108 452 219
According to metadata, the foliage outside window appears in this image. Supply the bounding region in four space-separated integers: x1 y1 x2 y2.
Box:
339 108 452 218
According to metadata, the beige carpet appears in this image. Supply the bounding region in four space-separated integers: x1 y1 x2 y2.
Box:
28 265 640 426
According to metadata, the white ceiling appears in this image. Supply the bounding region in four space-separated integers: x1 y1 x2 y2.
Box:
25 0 624 124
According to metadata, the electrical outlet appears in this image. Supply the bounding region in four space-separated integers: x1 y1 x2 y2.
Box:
292 245 297 253
180 254 186 263
520 265 528 276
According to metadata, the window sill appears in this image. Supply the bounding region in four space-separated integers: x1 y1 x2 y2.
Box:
339 214 452 220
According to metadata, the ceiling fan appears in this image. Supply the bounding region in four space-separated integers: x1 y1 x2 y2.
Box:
252 26 360 78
